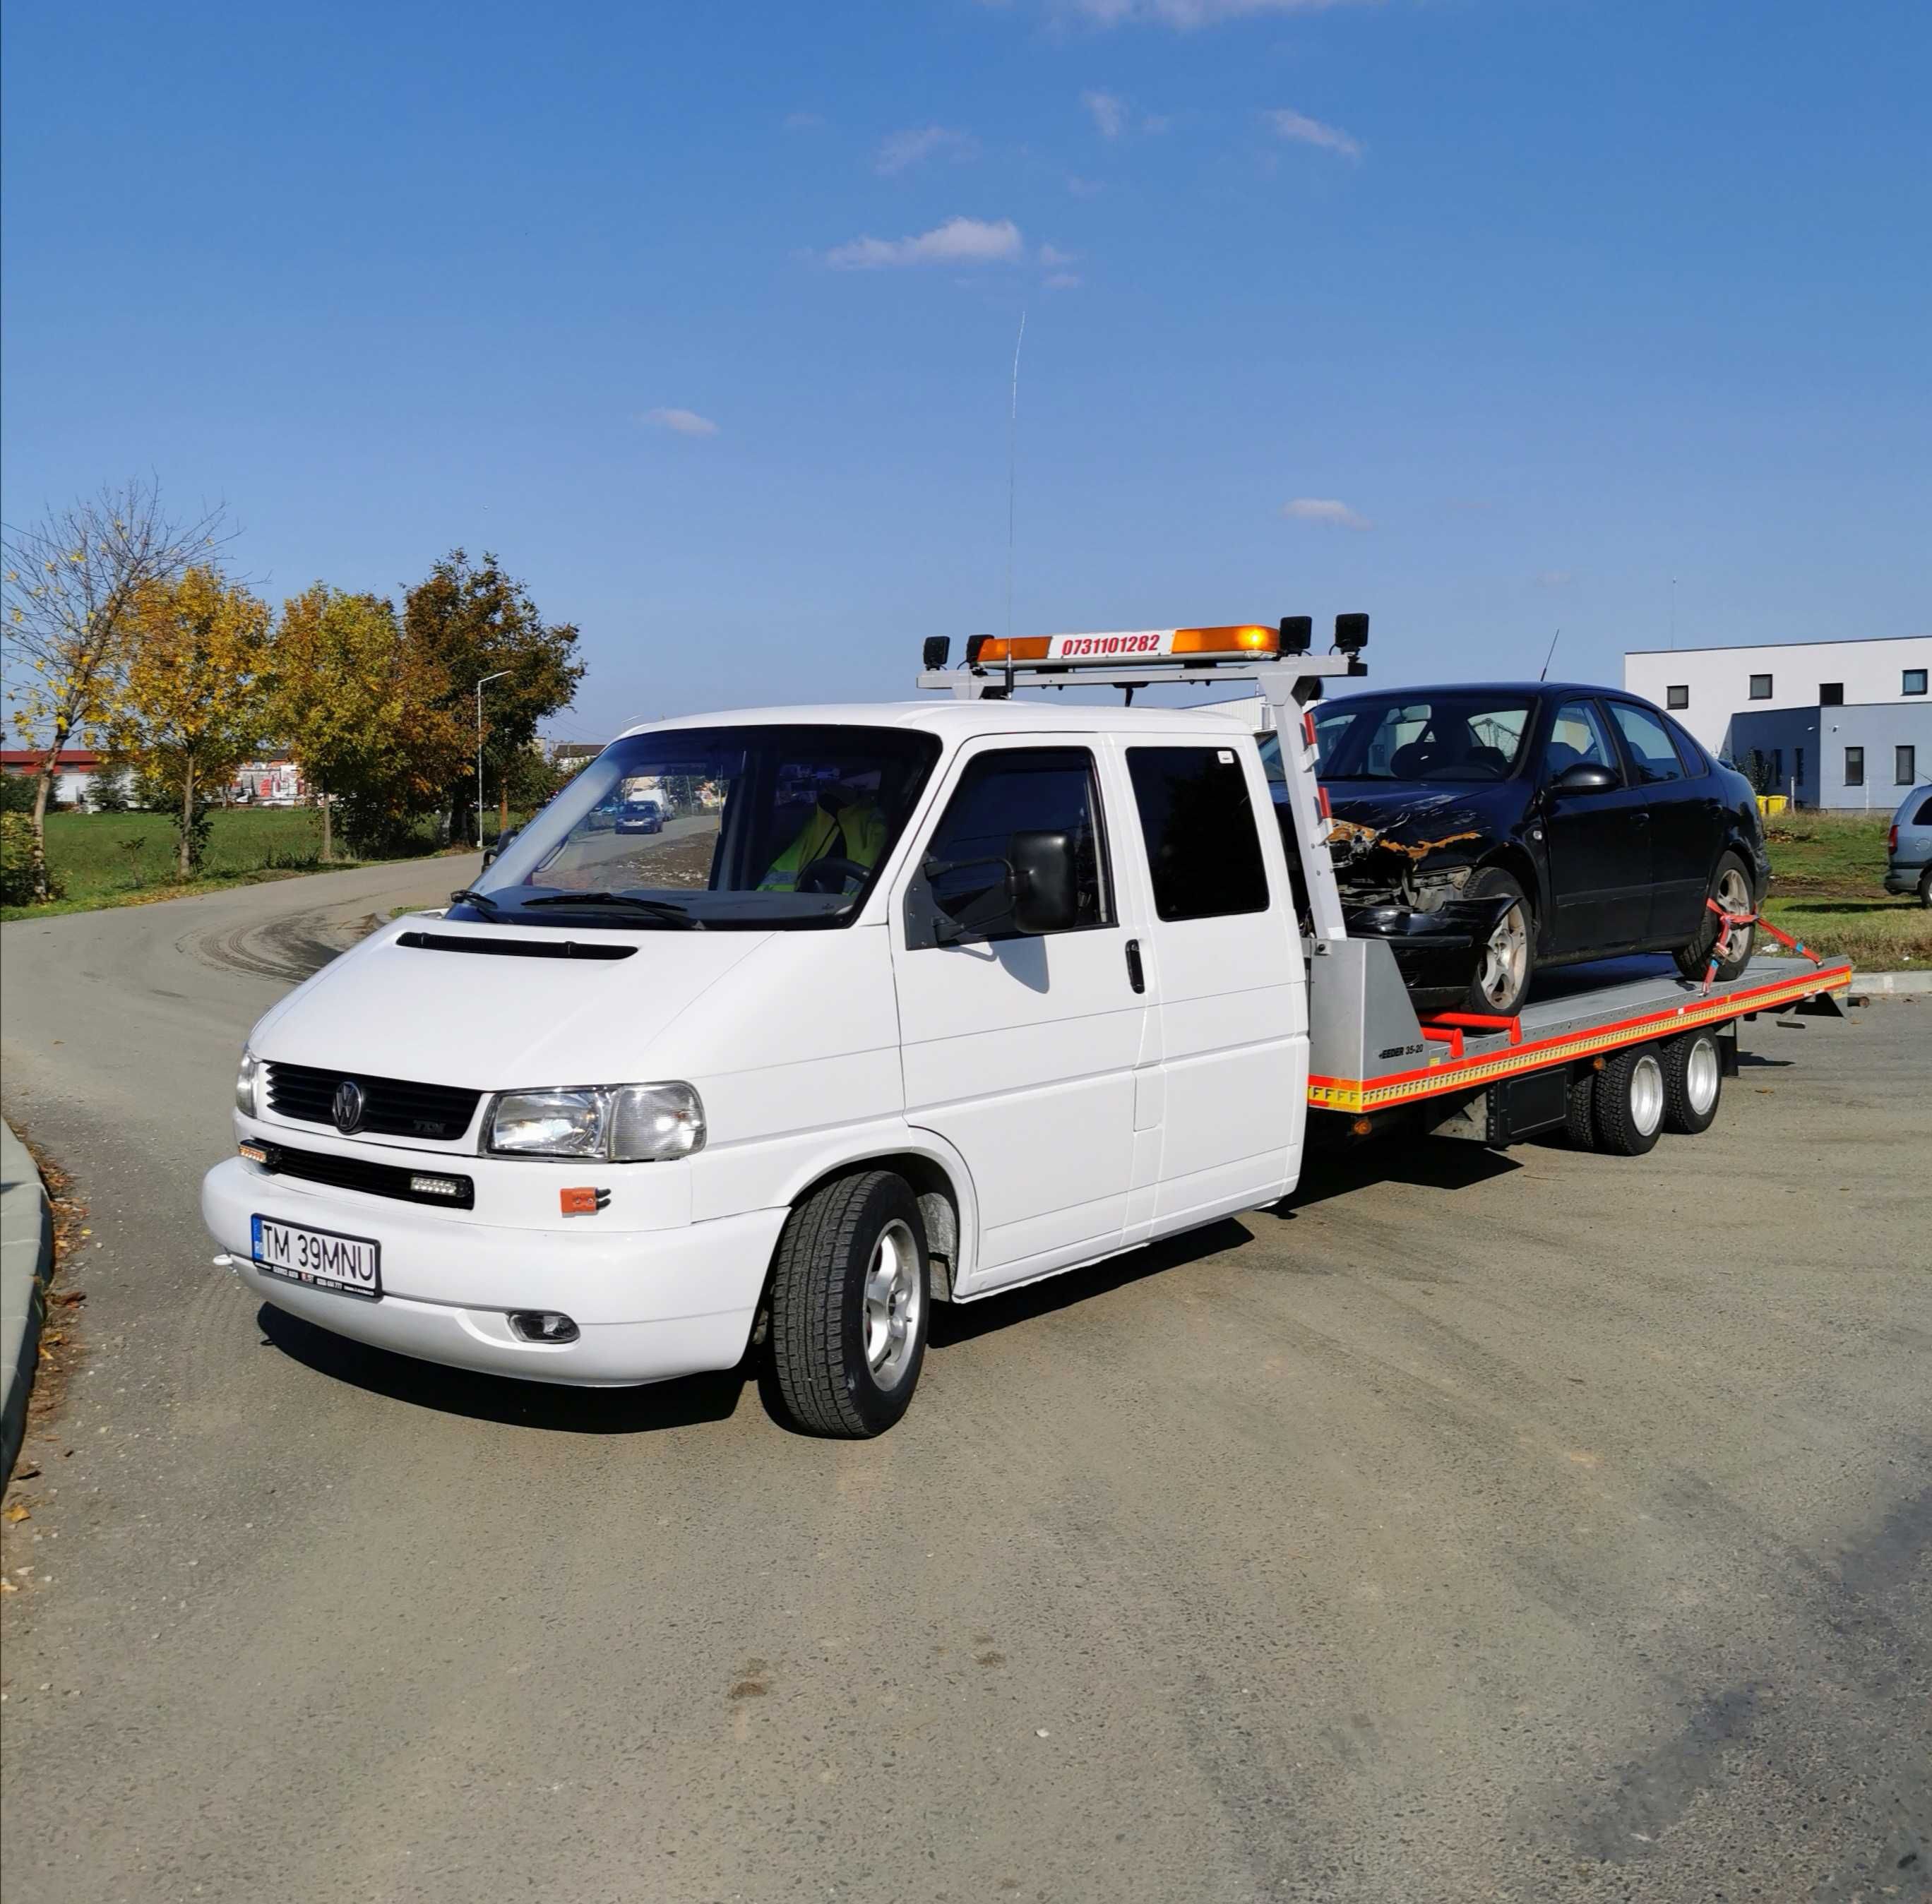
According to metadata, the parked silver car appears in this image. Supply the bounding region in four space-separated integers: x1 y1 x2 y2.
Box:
1884 784 1932 906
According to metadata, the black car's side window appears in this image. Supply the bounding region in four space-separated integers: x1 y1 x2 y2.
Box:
1544 700 1619 781
1607 702 1687 785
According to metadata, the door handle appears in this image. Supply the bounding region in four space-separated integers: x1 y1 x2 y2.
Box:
1125 938 1145 994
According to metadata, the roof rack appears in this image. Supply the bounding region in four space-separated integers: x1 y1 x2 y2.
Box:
915 618 1371 942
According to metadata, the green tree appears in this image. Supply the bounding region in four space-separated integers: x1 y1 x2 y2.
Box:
402 551 584 843
269 585 469 859
99 566 271 877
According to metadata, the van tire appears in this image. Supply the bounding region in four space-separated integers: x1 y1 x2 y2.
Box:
768 1170 929 1438
1592 1044 1666 1156
1662 1028 1724 1134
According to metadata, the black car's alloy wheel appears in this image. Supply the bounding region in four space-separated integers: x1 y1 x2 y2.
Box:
1459 868 1535 1017
1674 851 1756 982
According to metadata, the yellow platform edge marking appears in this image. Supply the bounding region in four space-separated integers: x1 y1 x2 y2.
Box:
1306 967 1849 1115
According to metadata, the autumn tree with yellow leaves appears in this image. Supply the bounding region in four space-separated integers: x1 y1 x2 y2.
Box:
269 584 469 860
100 566 272 878
1 479 231 900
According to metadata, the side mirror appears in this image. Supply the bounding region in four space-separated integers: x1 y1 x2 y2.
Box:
1008 830 1079 935
1554 761 1618 794
483 825 520 868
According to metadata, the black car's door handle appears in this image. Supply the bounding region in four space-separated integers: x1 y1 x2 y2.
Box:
1125 938 1145 993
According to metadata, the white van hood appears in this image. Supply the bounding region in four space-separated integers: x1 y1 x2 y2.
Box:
250 921 775 1089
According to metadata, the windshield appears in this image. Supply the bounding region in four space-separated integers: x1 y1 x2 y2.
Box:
463 724 941 929
1311 694 1533 783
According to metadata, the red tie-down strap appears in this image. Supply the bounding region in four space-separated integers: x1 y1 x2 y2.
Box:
1702 896 1823 995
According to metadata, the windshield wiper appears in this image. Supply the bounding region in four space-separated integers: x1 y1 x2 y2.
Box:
448 887 499 910
518 892 703 929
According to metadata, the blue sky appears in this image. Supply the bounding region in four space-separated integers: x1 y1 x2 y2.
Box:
4 0 1928 742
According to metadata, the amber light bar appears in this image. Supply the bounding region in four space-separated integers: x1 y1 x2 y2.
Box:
971 625 1280 668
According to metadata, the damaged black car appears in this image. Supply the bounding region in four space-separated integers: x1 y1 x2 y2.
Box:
1266 684 1771 1017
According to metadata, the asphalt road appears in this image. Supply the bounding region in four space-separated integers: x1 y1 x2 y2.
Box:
1 865 1927 1904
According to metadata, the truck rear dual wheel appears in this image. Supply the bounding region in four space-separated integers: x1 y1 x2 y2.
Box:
1592 1044 1667 1156
769 1169 930 1437
1661 1027 1724 1135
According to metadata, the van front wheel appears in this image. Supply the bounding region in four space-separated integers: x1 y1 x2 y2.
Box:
769 1170 929 1437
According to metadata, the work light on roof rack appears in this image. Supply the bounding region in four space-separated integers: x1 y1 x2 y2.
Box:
1334 612 1370 654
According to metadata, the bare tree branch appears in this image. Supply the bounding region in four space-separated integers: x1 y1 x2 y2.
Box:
1 477 234 900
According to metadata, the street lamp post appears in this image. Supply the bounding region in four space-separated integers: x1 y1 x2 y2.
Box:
475 670 511 849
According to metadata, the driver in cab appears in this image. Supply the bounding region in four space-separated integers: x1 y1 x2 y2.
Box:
759 770 887 894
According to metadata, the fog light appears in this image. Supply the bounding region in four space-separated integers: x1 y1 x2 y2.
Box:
511 1311 580 1343
410 1173 465 1199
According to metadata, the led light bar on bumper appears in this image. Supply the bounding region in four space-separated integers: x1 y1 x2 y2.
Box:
485 1083 705 1162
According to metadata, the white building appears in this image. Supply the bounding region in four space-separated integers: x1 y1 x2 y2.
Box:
1625 635 1931 810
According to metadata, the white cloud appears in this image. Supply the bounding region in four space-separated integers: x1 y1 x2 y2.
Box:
1082 90 1129 138
824 216 1025 269
1044 272 1083 290
643 408 719 438
782 111 825 132
1038 243 1077 267
1267 107 1361 160
876 125 977 176
1534 569 1576 588
1282 497 1371 530
1066 0 1376 26
1066 174 1103 198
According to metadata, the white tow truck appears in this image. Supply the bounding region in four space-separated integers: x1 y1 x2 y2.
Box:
202 621 1850 1435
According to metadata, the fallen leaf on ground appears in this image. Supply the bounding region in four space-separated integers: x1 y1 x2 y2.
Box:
2 1503 29 1523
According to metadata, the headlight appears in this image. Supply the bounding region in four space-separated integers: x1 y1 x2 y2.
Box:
486 1083 705 1162
235 1048 260 1117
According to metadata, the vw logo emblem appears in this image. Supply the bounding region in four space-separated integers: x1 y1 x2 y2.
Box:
332 1079 366 1134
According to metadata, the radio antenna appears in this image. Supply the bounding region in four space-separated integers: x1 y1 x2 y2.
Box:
1006 309 1026 644
1539 628 1561 681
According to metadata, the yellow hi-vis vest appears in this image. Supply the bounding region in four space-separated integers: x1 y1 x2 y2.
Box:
758 800 887 892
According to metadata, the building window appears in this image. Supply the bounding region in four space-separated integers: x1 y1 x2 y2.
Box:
1820 682 1844 706
1794 746 1805 794
1905 669 1928 697
1845 746 1864 786
1748 673 1772 700
1900 746 1919 786
1666 684 1689 710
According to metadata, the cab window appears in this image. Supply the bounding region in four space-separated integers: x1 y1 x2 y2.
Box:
919 748 1111 941
1126 746 1269 921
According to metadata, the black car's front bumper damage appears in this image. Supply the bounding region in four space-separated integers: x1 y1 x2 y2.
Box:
1340 895 1514 1005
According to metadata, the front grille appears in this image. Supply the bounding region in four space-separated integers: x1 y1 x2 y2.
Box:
264 1062 482 1142
245 1140 475 1210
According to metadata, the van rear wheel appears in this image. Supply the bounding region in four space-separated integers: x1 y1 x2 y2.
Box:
769 1170 929 1437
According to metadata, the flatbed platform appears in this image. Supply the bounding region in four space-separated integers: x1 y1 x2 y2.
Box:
1306 951 1852 1115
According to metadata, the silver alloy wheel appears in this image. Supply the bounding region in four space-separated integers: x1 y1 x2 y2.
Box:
1630 1051 1666 1135
1685 1036 1721 1115
1480 902 1530 1009
1715 865 1753 961
862 1218 922 1389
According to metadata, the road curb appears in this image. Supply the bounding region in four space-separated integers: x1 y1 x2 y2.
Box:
1849 969 1930 997
1 1120 52 1488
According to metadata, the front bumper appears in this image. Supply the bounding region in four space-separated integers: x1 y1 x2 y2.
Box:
201 1156 786 1387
